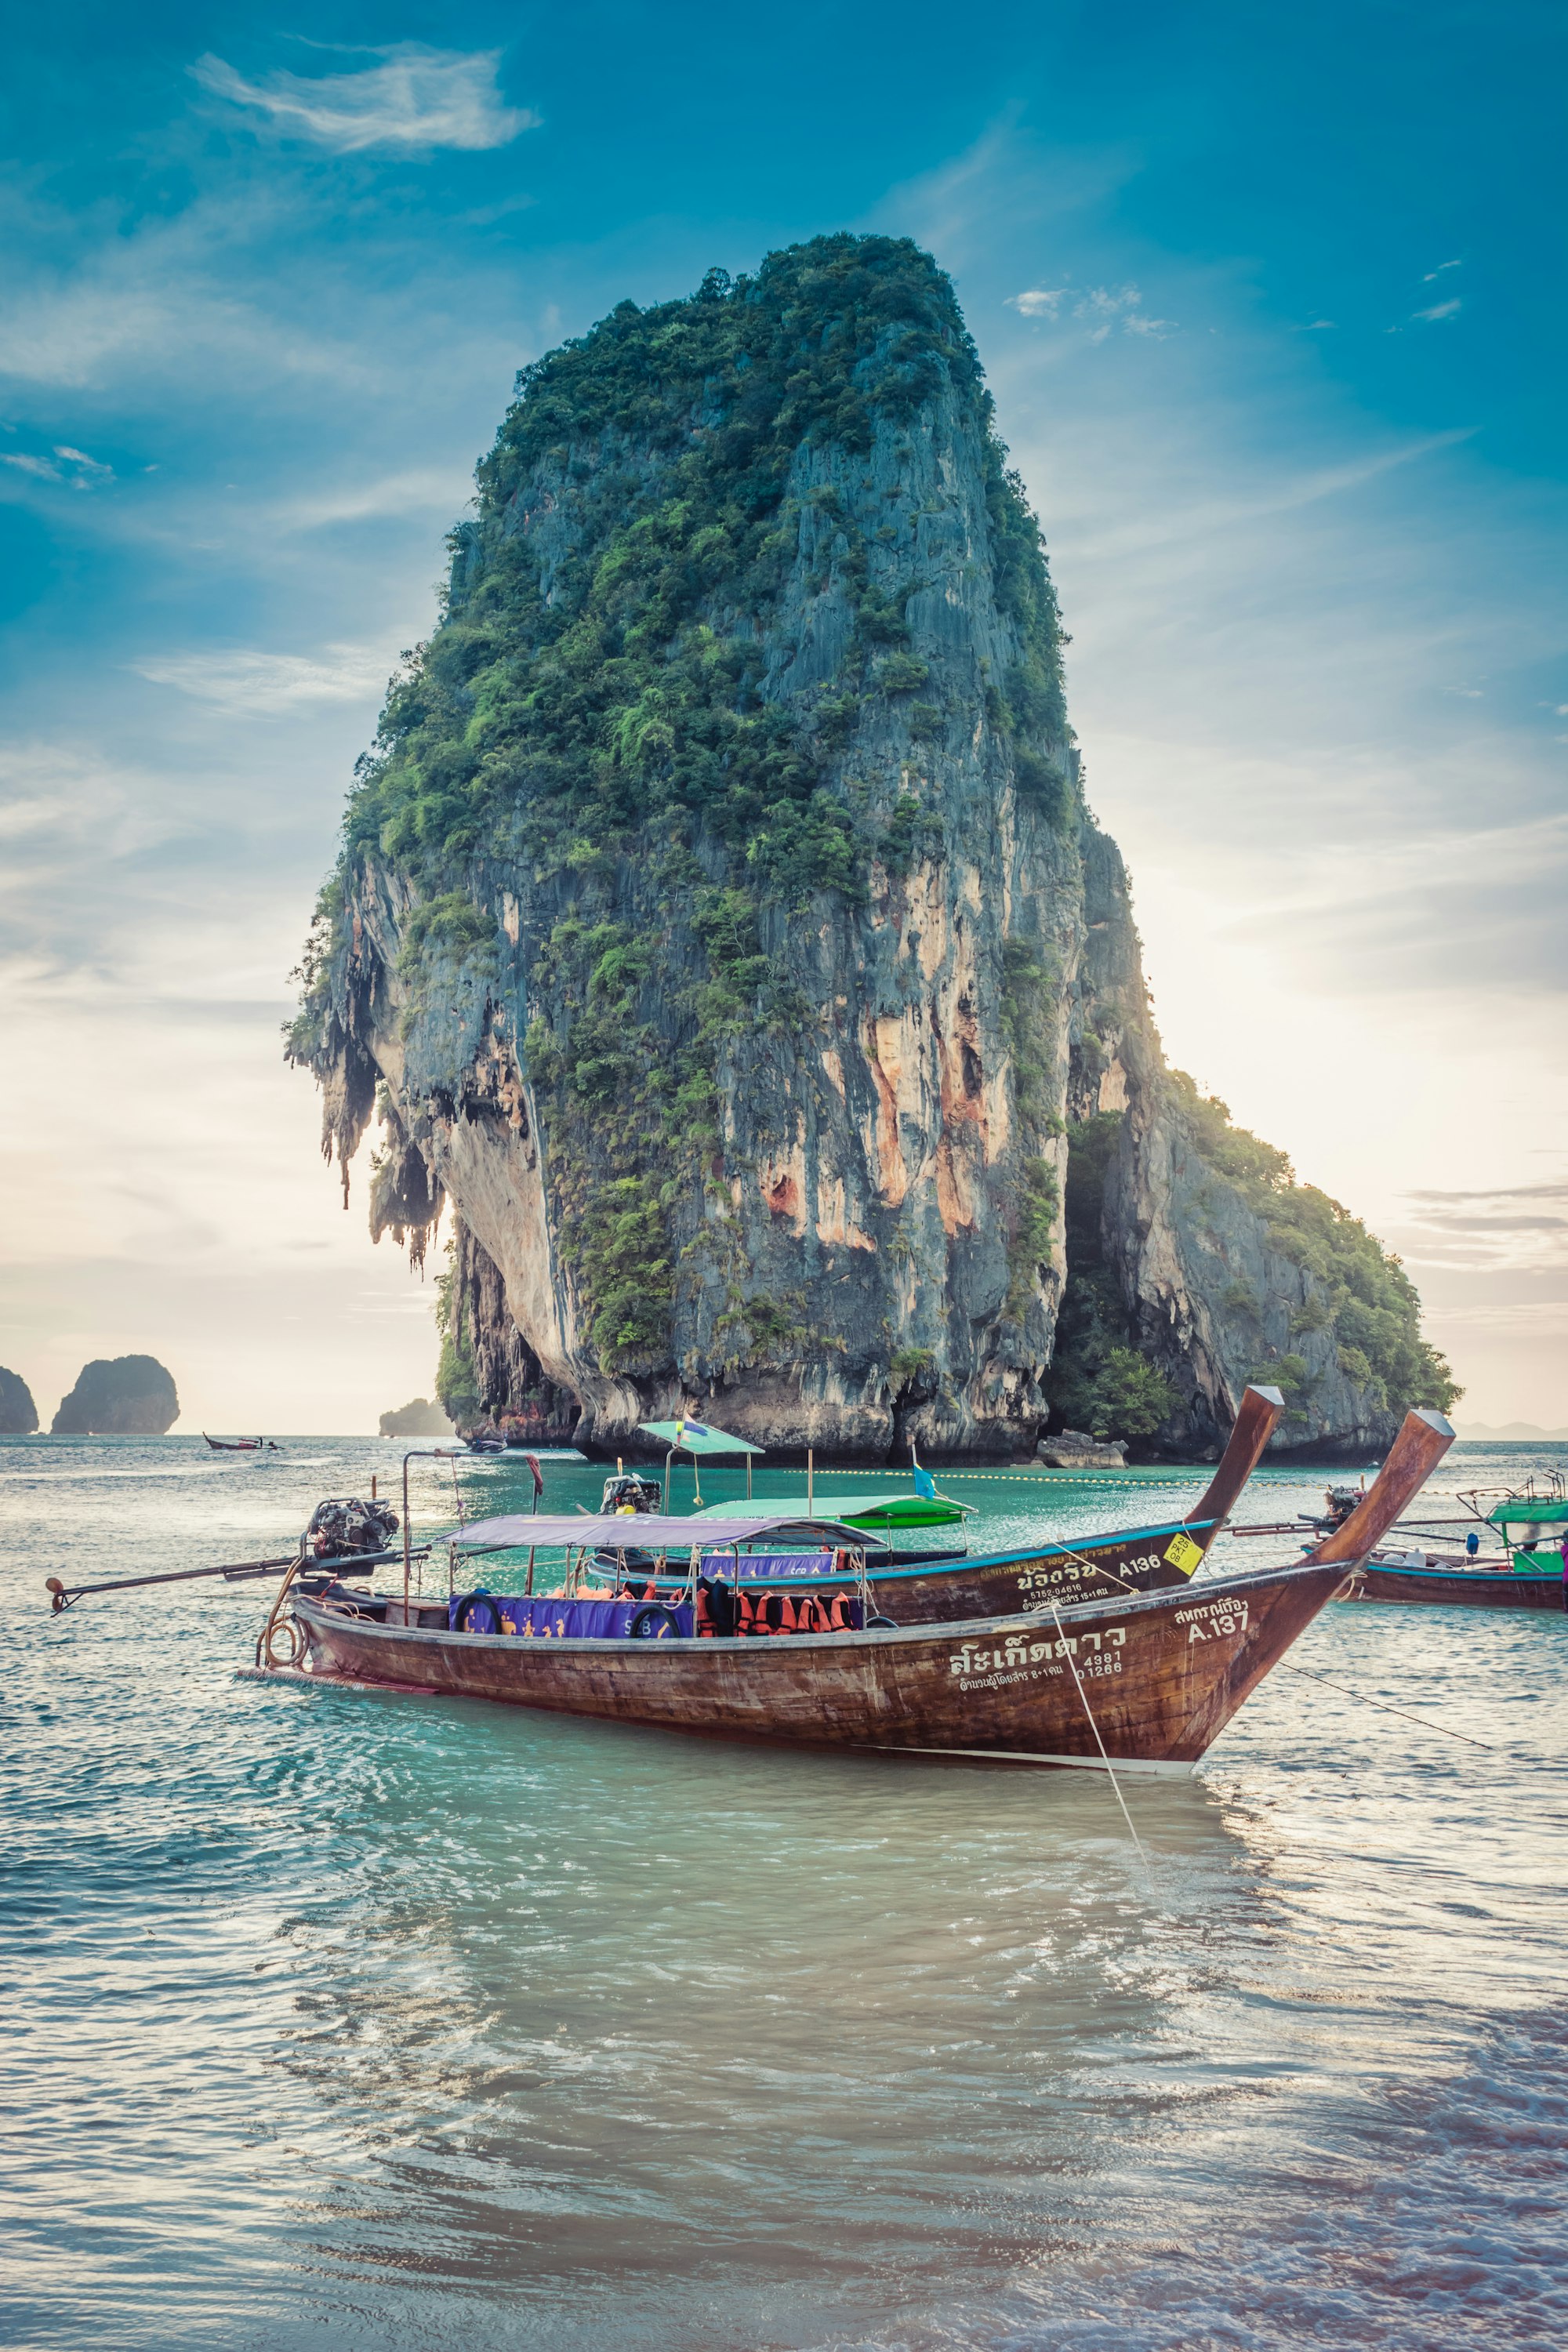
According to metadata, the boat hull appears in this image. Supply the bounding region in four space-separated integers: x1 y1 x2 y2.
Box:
290 1562 1348 1769
1346 1563 1564 1610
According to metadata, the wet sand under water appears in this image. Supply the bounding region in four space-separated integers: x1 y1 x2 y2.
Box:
4 1435 1566 2349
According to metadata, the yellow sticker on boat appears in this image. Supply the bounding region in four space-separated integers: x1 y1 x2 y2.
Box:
1163 1532 1204 1577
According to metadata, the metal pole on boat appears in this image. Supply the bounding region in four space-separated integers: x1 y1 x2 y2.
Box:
808 1448 814 1514
402 1452 413 1623
401 1448 460 1625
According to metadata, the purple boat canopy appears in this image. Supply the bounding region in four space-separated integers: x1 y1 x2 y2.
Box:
448 1510 879 1555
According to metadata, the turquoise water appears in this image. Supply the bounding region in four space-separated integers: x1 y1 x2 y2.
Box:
5 1436 1566 2349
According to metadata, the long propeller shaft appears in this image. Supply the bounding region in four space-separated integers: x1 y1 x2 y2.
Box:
45 1543 426 1612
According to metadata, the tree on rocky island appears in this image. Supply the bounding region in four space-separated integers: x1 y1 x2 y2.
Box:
289 232 1455 1463
51 1356 180 1436
0 1367 38 1434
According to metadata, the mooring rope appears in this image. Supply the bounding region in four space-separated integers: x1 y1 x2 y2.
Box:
1049 1599 1147 1859
1276 1660 1499 1751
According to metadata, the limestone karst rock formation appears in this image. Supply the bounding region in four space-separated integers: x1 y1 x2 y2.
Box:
292 235 1454 1461
378 1396 456 1439
0 1367 38 1435
51 1356 180 1436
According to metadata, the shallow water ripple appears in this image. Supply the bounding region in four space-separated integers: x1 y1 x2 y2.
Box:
3 1436 1566 2347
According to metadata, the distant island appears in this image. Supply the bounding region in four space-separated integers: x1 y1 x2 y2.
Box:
52 1356 180 1436
1457 1421 1568 1443
0 1367 38 1434
379 1396 455 1438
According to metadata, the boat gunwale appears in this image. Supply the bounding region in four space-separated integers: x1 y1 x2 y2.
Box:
1359 1561 1560 1586
588 1512 1230 1586
294 1557 1347 1661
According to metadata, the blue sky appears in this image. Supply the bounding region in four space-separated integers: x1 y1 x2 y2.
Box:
2 3 1563 1429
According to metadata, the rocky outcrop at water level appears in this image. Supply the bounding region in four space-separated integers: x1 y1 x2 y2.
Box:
291 235 1457 1463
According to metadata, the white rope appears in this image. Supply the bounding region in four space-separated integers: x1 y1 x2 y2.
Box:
1050 1599 1146 1860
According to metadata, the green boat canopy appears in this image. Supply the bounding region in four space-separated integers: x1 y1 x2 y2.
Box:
691 1490 971 1530
1486 1497 1568 1528
637 1419 764 1457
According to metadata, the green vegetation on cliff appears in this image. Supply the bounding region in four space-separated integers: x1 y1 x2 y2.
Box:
434 1246 482 1426
1163 1073 1459 1415
294 234 1076 1377
1046 1114 1179 1439
330 236 1069 928
1049 1091 1458 1443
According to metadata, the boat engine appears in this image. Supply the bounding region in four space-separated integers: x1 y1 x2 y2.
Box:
601 1472 662 1515
1321 1485 1363 1533
303 1495 401 1561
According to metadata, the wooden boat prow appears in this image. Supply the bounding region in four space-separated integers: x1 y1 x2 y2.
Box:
1185 1383 1284 1531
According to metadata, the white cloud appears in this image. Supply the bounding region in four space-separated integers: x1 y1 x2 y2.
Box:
0 442 112 487
133 642 394 714
191 44 536 154
1415 297 1462 323
54 444 112 477
1007 281 1175 340
1423 260 1463 280
267 466 470 533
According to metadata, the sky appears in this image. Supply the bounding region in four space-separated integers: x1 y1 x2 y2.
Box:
1 2 1563 1434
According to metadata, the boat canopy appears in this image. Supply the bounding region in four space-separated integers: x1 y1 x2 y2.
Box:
1486 1497 1568 1530
689 1489 971 1530
448 1509 877 1555
637 1419 763 1457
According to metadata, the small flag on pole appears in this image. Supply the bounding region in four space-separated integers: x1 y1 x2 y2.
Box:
674 1414 710 1446
913 1463 936 1501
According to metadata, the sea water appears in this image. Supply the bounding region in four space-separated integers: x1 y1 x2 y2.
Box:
3 1435 1566 2350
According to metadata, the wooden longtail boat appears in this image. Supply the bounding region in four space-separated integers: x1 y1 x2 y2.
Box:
204 1433 265 1452
1347 1557 1563 1609
289 1561 1348 1770
516 1383 1287 1624
1341 1485 1566 1610
277 1410 1454 1769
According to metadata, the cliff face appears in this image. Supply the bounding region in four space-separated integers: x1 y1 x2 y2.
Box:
292 235 1454 1461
